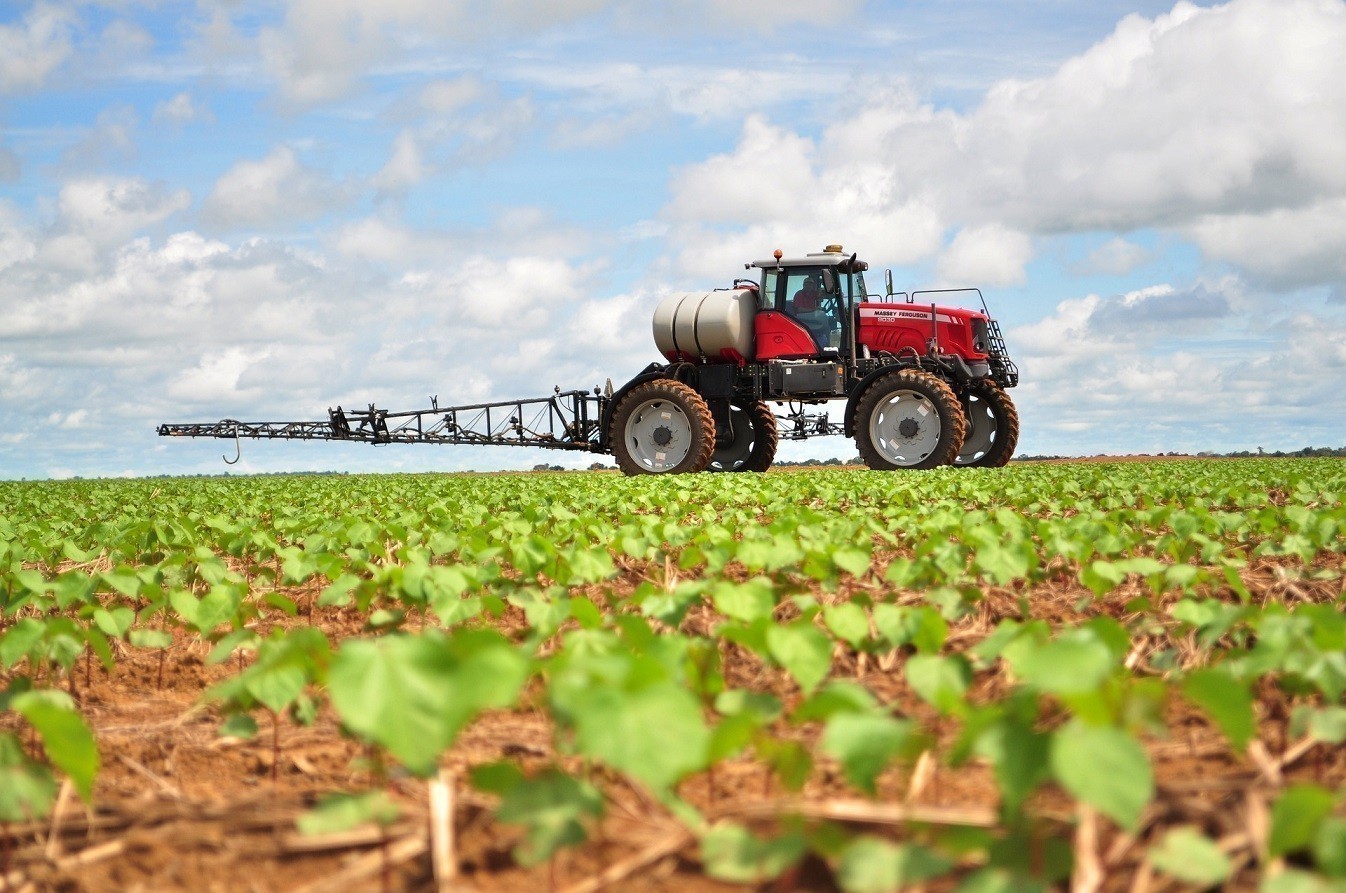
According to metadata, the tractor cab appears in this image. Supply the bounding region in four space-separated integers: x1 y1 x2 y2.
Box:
750 246 868 362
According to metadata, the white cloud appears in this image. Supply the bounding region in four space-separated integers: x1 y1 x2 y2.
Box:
442 97 536 166
661 0 1346 291
0 4 74 92
417 77 485 115
666 116 815 224
153 92 213 126
662 113 944 280
371 131 429 196
1075 237 1150 276
1001 276 1346 455
941 0 1346 232
255 0 610 105
96 18 154 69
700 0 862 28
61 104 139 169
1185 197 1346 288
936 225 1033 287
0 143 18 182
202 147 354 228
46 409 88 429
57 177 191 245
168 347 272 403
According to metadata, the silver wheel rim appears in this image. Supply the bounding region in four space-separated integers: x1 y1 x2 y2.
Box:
624 397 695 471
868 388 941 466
956 392 997 464
709 406 753 471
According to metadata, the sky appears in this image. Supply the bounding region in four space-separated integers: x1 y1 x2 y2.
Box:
2 0 1345 479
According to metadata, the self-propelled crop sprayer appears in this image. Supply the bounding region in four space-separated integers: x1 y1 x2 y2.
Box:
159 245 1020 474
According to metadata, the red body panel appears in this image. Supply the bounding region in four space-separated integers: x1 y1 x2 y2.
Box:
856 304 988 361
754 311 821 360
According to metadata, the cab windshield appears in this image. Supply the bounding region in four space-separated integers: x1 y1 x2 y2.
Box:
762 265 855 350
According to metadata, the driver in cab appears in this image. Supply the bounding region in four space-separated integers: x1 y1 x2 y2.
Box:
791 278 834 347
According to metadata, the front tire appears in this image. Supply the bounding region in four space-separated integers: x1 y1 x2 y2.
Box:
708 401 778 472
854 369 966 470
954 381 1019 468
610 379 716 475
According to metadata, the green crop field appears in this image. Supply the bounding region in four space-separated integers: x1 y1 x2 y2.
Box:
1 458 1343 891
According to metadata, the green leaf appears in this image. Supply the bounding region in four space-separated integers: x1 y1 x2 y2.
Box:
905 654 971 714
836 837 952 893
0 733 57 822
206 628 260 665
1003 633 1114 695
494 770 604 866
244 664 306 714
0 619 45 668
824 603 871 648
873 604 947 653
954 867 1050 893
766 621 832 694
974 544 1031 586
821 713 914 794
329 631 529 776
974 718 1050 812
1080 560 1125 596
1049 721 1152 829
1259 869 1345 893
1269 784 1336 858
564 680 709 792
1307 707 1346 744
700 821 806 884
220 713 259 739
564 548 616 585
711 578 775 623
129 628 173 649
12 690 100 801
1148 826 1232 885
792 681 878 722
832 546 872 578
297 791 400 835
99 566 143 598
1313 817 1346 876
1181 668 1256 751
318 574 361 608
93 606 135 639
196 586 243 632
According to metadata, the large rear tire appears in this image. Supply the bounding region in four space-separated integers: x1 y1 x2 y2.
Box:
854 369 965 470
954 381 1019 468
708 401 778 472
610 379 716 475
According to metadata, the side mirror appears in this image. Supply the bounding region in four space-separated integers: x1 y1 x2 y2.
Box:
821 268 838 295
885 269 894 297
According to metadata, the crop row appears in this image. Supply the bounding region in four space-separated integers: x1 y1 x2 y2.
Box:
1 459 1344 889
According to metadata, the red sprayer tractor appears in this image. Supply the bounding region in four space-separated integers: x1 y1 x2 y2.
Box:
160 245 1019 474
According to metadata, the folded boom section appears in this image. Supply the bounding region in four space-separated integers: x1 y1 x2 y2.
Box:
157 390 608 453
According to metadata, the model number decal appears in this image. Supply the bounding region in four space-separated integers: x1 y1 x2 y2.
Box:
859 308 961 324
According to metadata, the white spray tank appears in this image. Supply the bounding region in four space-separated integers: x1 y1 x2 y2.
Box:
651 288 756 364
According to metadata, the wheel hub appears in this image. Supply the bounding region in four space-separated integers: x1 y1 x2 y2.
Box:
623 398 694 471
868 387 941 467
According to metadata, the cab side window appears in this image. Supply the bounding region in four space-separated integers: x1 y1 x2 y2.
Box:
761 270 782 310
